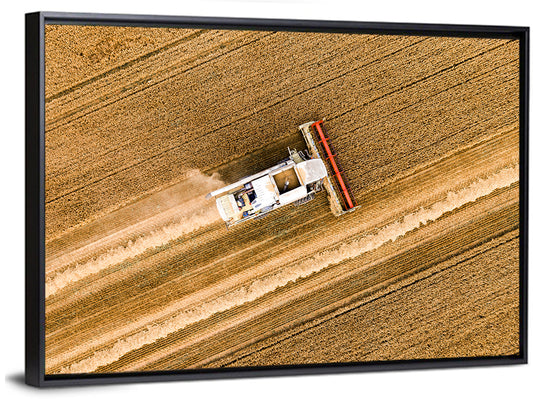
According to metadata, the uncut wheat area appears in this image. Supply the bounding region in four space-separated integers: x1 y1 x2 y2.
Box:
44 25 520 374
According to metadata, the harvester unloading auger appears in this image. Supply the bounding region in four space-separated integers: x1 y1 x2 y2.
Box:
206 120 359 226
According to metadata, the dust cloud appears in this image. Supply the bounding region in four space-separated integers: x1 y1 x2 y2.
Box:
46 170 225 297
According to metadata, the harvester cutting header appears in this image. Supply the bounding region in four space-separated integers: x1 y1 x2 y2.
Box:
206 120 359 227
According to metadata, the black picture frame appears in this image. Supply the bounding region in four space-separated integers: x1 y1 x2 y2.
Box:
25 11 529 387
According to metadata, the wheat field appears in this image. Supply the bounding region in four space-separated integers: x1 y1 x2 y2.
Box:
44 25 520 374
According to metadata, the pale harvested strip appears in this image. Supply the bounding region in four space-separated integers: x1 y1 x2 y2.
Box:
51 164 518 373
46 205 220 297
141 190 519 371
219 232 519 367
45 170 225 272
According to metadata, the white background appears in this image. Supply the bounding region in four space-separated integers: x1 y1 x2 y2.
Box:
1 1 531 398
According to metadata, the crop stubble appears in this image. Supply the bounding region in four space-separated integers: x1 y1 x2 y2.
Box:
44 25 520 373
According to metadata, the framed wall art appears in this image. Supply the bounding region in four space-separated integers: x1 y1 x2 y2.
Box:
25 11 529 386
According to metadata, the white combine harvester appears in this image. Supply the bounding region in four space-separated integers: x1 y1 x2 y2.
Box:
206 120 359 227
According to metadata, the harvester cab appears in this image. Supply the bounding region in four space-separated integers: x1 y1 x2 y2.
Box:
206 120 359 226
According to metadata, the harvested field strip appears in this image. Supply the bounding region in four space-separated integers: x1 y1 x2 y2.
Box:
46 162 518 373
45 170 226 268
208 207 520 367
145 210 519 371
44 196 329 329
109 190 519 371
219 233 520 366
45 204 220 297
45 162 516 338
63 183 518 373
140 184 519 369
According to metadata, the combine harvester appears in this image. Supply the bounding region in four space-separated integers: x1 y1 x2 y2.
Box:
206 120 359 227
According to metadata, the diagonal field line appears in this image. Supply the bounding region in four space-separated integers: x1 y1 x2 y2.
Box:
45 30 207 102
